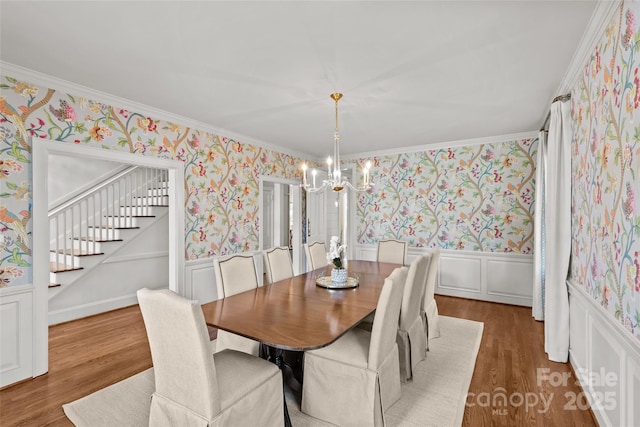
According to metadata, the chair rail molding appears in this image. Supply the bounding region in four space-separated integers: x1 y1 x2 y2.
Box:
354 244 534 307
189 247 533 307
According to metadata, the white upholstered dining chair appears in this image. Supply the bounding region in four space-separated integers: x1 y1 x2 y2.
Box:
302 266 408 426
213 253 261 355
397 253 431 381
304 241 328 271
421 248 441 346
376 239 408 265
263 246 294 284
136 288 284 427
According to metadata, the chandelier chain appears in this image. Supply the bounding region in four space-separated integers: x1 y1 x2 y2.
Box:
300 92 373 193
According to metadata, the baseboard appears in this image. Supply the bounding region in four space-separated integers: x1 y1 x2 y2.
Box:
568 280 640 427
355 245 533 306
48 294 139 325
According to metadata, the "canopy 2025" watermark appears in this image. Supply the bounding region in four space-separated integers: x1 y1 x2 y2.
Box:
465 367 617 416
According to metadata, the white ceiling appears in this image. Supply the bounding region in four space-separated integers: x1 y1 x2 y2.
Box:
1 1 597 158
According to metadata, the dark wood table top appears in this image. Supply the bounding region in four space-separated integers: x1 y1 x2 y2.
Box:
202 260 401 351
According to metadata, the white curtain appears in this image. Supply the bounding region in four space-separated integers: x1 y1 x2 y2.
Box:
532 130 546 321
543 99 572 363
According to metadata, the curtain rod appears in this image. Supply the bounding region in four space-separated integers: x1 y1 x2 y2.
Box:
540 93 571 132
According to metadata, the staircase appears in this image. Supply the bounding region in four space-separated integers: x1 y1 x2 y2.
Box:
48 166 169 299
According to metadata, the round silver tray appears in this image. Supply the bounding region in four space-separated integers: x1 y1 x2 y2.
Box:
316 276 359 289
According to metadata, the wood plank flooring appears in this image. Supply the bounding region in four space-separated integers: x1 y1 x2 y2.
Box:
0 296 597 426
437 296 597 426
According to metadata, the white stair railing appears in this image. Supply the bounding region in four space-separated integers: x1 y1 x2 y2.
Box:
48 166 168 273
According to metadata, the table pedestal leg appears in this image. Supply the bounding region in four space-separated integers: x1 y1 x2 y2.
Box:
266 346 293 427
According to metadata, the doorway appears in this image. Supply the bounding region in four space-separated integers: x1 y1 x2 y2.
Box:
259 177 303 275
304 165 358 263
32 139 184 377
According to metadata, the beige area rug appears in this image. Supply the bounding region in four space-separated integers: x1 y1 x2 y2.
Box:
63 316 483 427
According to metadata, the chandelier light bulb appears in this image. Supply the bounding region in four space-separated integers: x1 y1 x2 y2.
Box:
301 162 308 186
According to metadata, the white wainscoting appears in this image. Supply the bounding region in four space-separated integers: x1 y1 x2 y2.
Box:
186 252 264 304
568 281 640 427
48 252 170 325
355 245 533 307
0 285 33 387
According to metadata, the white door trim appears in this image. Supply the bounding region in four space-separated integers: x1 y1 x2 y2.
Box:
32 139 184 376
343 164 358 261
259 176 302 275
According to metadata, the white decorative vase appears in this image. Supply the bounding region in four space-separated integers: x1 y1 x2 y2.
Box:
331 268 348 284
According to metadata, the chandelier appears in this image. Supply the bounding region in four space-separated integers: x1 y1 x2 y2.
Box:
301 93 373 193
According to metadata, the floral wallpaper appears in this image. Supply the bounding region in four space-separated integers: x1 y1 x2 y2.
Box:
0 75 305 287
571 1 640 339
355 138 538 253
0 74 540 291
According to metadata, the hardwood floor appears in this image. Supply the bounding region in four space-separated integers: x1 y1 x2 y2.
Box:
0 296 596 426
0 306 152 426
437 296 596 426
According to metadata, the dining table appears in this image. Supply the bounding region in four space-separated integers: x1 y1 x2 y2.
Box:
202 260 401 350
201 259 402 426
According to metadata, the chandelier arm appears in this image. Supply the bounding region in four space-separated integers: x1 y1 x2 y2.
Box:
343 180 368 193
302 182 329 193
303 179 373 193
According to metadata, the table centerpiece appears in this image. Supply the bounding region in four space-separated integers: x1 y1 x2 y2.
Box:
328 236 347 284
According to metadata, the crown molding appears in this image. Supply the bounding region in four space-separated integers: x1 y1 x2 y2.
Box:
539 0 620 126
0 61 312 161
338 131 539 161
0 61 539 164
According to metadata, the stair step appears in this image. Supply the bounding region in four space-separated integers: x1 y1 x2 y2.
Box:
102 216 153 228
105 215 157 218
73 237 123 243
81 226 135 240
50 249 104 256
122 203 169 209
130 195 169 206
119 206 165 216
88 225 140 230
146 188 169 195
50 262 84 273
